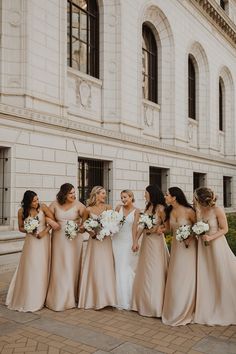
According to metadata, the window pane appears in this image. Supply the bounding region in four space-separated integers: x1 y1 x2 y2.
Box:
79 10 87 42
72 39 81 70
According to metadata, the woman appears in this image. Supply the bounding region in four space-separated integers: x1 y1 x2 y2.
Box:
78 186 116 309
132 185 169 317
112 190 139 310
162 187 196 326
46 183 86 311
6 190 57 312
193 187 236 325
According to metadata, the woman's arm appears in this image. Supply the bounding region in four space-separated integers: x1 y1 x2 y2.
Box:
203 207 228 243
42 203 60 230
132 209 142 252
18 208 26 233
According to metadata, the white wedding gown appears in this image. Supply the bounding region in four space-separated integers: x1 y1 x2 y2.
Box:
112 207 138 310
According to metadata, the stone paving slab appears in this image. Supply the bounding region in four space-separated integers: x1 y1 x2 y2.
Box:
0 271 236 354
30 317 124 351
193 335 236 354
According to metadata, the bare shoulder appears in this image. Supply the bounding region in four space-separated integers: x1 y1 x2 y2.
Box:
40 203 48 210
215 206 225 217
76 200 86 209
18 208 23 217
106 204 112 210
187 207 196 218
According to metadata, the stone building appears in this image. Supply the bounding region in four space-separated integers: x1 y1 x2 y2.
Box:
1 0 236 239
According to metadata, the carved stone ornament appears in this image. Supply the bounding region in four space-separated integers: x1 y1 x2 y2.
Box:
76 79 91 108
9 10 22 27
188 123 193 140
144 106 154 127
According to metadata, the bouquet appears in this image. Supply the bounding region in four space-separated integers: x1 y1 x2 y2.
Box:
192 221 210 246
24 216 39 235
138 213 157 230
65 220 79 240
176 225 192 248
84 210 125 241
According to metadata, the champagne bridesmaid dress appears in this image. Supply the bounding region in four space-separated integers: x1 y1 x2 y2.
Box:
46 202 83 311
162 216 197 325
194 208 236 325
132 213 169 317
78 213 116 309
6 210 50 312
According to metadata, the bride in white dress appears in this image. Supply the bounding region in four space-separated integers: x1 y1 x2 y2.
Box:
112 190 140 310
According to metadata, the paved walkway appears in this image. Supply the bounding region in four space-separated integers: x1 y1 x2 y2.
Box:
0 271 236 354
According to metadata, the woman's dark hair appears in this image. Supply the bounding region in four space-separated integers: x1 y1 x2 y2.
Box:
165 186 194 220
21 190 39 220
57 183 74 205
145 185 166 214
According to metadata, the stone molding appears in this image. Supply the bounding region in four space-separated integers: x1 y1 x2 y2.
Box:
191 0 236 46
0 103 236 166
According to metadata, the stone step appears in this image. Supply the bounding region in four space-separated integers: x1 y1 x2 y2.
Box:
0 253 20 274
0 231 25 256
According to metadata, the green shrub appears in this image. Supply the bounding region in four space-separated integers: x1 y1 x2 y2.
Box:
226 214 236 255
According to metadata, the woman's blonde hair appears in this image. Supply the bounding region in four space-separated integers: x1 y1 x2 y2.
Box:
194 187 216 207
121 189 135 203
87 186 105 207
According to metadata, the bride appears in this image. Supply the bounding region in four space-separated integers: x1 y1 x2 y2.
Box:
112 189 139 310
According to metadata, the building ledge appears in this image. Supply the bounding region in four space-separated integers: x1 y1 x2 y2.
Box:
191 0 236 46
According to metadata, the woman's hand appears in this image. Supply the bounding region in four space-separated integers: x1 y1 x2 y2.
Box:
202 234 212 243
88 230 96 239
46 218 60 231
132 242 139 252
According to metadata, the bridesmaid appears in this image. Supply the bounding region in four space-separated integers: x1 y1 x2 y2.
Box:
112 190 140 310
162 187 196 326
6 190 57 312
46 183 86 311
193 187 236 325
132 185 169 317
78 186 116 309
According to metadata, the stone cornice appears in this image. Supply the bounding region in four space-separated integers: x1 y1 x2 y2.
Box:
0 103 236 167
191 0 236 47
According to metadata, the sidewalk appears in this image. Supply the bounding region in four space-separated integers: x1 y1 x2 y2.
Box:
0 271 235 354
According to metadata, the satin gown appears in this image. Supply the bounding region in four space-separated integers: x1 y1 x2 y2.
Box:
194 208 236 325
162 215 197 325
46 202 83 311
78 213 116 309
132 213 169 317
112 208 138 310
6 210 50 312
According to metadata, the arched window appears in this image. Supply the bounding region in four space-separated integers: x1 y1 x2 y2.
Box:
142 24 158 103
219 78 224 131
188 55 196 119
67 0 99 78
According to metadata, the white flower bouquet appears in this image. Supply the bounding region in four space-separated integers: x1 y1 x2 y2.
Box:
65 220 79 240
84 210 125 241
192 221 210 246
176 224 192 248
24 216 39 235
138 213 157 230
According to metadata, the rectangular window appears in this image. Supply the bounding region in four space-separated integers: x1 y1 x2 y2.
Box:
193 172 206 191
149 167 169 192
78 158 111 205
223 176 232 207
0 148 10 225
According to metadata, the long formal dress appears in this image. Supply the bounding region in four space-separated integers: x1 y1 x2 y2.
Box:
112 208 138 310
6 210 50 312
46 202 83 311
162 216 197 325
78 213 116 309
194 208 236 325
132 213 170 317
